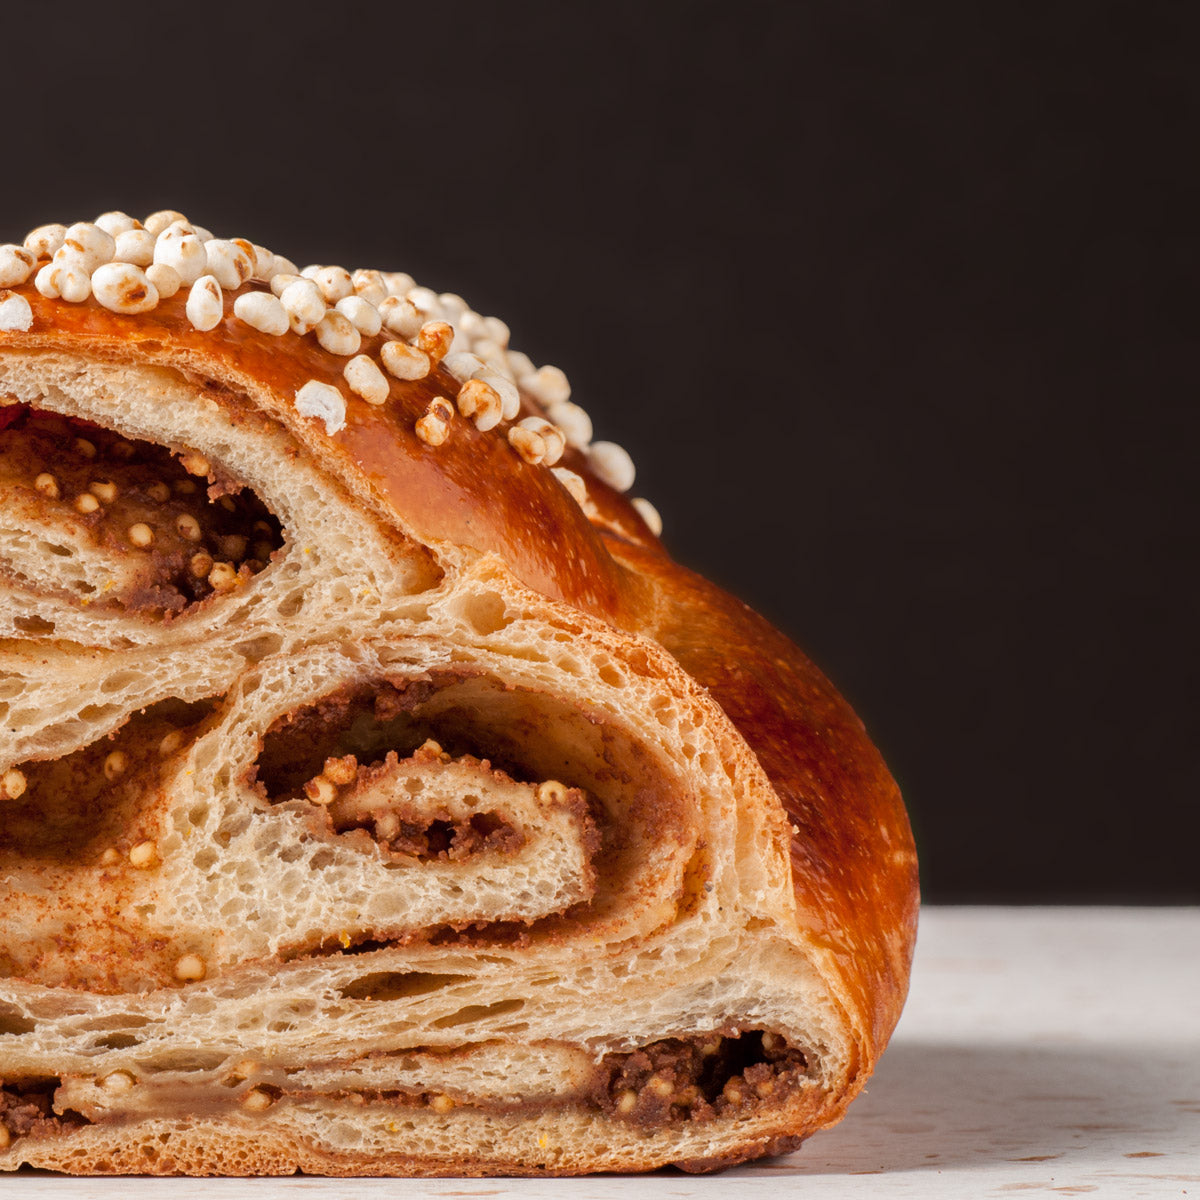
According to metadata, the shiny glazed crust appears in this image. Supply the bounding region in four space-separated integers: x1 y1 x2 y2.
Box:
0 269 917 1176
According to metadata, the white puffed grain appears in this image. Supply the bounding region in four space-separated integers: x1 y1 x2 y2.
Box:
234 291 289 335
442 352 486 383
472 338 509 370
307 265 353 303
244 242 274 282
407 285 440 316
524 363 571 405
280 279 326 335
24 223 66 259
382 271 414 296
632 496 663 536
144 209 187 236
314 309 361 355
0 245 36 287
343 354 389 405
94 211 140 237
516 415 565 465
145 263 182 298
547 400 593 449
0 291 33 332
455 379 503 432
415 415 448 446
380 339 430 381
506 350 535 379
378 295 423 338
56 221 115 272
295 379 347 435
551 467 589 505
437 292 468 321
11 213 601 507
335 295 382 337
185 275 223 331
227 238 265 279
270 272 303 298
417 320 453 365
154 221 208 285
113 228 156 267
479 368 521 420
35 262 91 303
588 440 636 492
507 424 546 465
457 309 486 343
482 315 510 347
204 239 254 290
415 406 450 446
351 269 389 306
91 263 159 314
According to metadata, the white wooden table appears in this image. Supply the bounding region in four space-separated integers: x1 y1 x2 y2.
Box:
12 908 1199 1198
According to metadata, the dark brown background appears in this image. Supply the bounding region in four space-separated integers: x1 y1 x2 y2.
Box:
3 2 1194 901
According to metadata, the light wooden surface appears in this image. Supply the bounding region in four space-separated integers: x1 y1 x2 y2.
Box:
10 907 1199 1198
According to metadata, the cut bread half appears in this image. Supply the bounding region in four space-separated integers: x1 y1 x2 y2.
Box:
0 212 917 1175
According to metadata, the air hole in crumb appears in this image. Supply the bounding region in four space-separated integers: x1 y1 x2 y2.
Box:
277 591 304 619
432 998 524 1028
0 1006 36 1036
12 615 54 634
234 634 282 662
455 592 510 637
139 1052 227 1074
339 972 469 1002
598 665 625 689
93 1032 141 1050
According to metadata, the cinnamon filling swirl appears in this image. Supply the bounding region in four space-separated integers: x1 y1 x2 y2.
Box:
0 404 283 620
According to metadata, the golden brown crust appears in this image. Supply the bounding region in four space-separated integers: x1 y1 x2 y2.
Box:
605 538 919 1063
4 288 639 621
3 1090 829 1176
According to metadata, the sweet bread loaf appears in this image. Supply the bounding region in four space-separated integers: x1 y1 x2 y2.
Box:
0 211 918 1175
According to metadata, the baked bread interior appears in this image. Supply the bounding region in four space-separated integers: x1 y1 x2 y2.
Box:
0 212 918 1175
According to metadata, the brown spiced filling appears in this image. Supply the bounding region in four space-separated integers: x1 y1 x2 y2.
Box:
252 678 474 800
251 680 568 866
0 1031 805 1154
323 1031 807 1128
321 748 527 860
0 697 215 868
249 668 689 950
0 1079 89 1148
309 1031 806 1127
0 404 283 618
591 1030 808 1129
